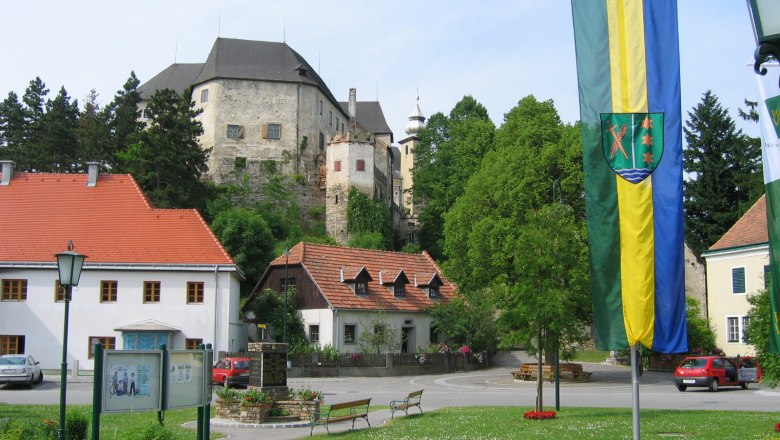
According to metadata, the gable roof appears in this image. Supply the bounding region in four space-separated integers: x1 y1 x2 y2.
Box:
0 170 236 267
265 242 455 312
338 101 393 140
709 195 768 251
138 63 204 98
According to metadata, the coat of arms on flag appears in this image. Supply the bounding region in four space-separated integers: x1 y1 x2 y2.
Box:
600 113 664 183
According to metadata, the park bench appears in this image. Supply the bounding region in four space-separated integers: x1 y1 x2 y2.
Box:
511 363 591 382
310 398 371 436
390 389 424 419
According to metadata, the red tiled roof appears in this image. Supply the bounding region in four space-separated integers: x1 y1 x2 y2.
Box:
268 242 455 312
709 195 768 251
0 172 235 265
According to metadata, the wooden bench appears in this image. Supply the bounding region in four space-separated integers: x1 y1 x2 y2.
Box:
511 363 591 382
390 389 423 419
310 398 371 436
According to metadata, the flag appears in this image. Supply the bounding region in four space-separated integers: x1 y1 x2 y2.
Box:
755 64 780 354
572 0 687 353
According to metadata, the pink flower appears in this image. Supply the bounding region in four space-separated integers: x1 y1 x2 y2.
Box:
775 422 780 432
458 345 472 353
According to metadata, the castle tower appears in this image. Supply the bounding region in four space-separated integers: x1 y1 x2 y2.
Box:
397 97 426 243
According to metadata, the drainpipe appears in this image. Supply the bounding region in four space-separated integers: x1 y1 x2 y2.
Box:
213 266 219 352
296 84 301 174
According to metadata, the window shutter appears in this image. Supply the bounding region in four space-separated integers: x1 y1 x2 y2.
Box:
262 124 268 139
732 267 746 294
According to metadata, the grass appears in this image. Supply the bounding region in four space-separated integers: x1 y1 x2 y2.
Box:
0 404 220 439
316 406 780 439
572 350 612 364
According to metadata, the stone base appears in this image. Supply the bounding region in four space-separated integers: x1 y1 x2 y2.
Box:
238 403 271 424
275 400 321 421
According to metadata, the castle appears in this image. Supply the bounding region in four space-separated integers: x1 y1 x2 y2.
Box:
139 38 424 245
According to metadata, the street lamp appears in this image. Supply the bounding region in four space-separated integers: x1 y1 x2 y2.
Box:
747 0 780 86
283 242 290 343
55 241 86 440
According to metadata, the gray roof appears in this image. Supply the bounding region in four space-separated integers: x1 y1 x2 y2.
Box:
338 101 393 140
138 63 204 99
139 38 342 109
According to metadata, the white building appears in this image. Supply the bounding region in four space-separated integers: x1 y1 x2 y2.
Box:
702 195 769 356
0 161 244 370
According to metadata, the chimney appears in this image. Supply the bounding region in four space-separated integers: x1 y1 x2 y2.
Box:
86 162 100 187
348 88 357 127
0 160 14 186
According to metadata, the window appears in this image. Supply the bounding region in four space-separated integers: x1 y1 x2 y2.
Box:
1 279 27 301
0 335 24 354
89 336 115 358
309 325 320 343
334 161 341 172
319 100 323 115
727 317 740 343
429 325 439 344
356 160 365 171
344 325 356 344
100 280 118 302
742 316 751 343
227 124 244 139
235 157 247 169
200 89 209 103
405 145 409 155
280 277 296 293
55 280 66 302
187 282 204 304
185 338 203 350
355 281 368 295
732 267 746 294
429 286 440 298
267 123 281 140
336 117 340 131
329 110 333 126
765 264 771 289
144 281 160 303
394 283 405 298
319 132 325 150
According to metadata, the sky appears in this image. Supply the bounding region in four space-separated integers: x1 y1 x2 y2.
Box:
0 1 762 143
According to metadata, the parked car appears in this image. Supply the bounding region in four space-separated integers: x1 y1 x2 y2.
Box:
0 354 43 388
738 356 762 383
674 355 746 392
212 357 250 388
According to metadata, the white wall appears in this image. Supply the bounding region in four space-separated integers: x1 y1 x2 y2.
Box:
0 266 240 370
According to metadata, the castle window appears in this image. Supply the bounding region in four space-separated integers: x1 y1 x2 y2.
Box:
356 160 365 171
334 161 341 172
336 117 340 131
319 132 325 150
262 123 281 140
330 111 333 126
235 157 247 169
319 100 323 116
227 124 243 139
405 146 409 155
200 89 209 103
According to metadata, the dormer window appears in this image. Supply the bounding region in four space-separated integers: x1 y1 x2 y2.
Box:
355 281 368 295
394 283 406 298
340 266 373 296
428 285 439 298
415 272 443 299
379 270 409 298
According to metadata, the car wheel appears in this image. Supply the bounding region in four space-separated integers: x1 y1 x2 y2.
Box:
36 371 43 384
223 376 229 388
676 384 686 392
27 376 34 389
709 378 719 392
741 382 748 390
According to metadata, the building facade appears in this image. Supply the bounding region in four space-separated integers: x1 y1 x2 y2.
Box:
0 161 244 370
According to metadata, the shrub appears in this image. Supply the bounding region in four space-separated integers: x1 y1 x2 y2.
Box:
243 389 271 404
291 387 323 401
135 423 176 440
215 386 243 401
65 411 89 440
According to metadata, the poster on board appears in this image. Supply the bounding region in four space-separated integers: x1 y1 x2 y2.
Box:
102 351 162 413
167 350 205 409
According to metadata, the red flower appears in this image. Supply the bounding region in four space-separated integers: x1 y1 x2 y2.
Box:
523 410 557 420
774 422 780 432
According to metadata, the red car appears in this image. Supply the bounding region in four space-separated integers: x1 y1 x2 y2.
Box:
737 356 762 383
212 357 250 388
674 355 747 392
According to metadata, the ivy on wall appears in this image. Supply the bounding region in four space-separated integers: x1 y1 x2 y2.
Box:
346 186 395 250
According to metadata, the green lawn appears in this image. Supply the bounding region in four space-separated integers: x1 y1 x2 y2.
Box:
316 407 780 440
572 350 612 363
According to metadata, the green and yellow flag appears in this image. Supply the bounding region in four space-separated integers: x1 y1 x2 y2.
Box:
572 0 687 353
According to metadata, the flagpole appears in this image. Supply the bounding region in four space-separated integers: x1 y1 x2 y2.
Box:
631 344 640 440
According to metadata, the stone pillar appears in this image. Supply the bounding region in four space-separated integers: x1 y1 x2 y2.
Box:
247 342 289 400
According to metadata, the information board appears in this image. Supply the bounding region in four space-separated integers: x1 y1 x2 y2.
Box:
102 351 162 413
167 350 205 409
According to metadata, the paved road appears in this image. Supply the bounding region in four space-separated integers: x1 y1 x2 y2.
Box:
3 362 780 439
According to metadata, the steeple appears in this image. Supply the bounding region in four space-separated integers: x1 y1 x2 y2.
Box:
404 96 426 136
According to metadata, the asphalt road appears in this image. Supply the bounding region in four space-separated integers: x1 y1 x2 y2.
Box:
3 362 779 439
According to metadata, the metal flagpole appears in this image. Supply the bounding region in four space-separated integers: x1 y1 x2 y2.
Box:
631 344 640 440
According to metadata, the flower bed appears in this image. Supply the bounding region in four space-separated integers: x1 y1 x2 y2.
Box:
523 410 557 420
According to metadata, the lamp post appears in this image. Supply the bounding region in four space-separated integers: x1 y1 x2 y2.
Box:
747 0 780 86
55 241 87 440
283 241 290 344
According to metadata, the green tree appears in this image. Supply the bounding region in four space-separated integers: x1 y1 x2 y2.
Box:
251 288 306 345
684 296 717 354
684 91 763 256
42 86 80 172
17 77 49 171
105 72 143 167
119 88 208 208
357 312 401 354
210 208 275 295
346 186 394 250
745 289 780 387
0 92 25 155
78 89 112 167
413 96 496 259
428 294 498 352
